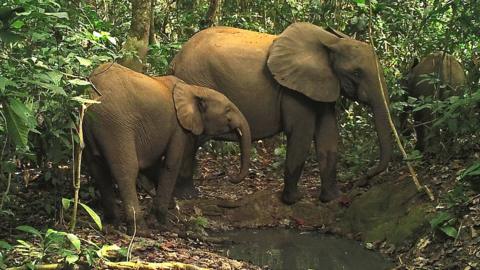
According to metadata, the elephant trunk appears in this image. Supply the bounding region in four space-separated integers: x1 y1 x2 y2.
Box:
366 84 393 180
230 111 251 184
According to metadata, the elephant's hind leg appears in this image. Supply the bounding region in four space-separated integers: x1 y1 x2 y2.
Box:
281 93 316 205
86 152 121 226
102 141 146 235
314 103 340 202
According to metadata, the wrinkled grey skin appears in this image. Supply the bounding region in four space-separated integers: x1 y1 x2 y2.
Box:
401 52 466 152
170 23 394 204
84 63 251 234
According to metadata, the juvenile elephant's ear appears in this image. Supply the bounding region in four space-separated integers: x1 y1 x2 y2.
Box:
267 22 341 102
173 81 204 135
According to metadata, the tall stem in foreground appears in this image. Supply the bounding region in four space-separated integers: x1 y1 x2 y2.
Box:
70 104 87 232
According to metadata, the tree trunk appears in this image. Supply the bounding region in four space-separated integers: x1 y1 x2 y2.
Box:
200 0 220 29
149 0 156 45
119 0 152 73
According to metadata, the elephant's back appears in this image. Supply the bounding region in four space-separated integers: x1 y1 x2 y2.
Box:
409 53 466 97
199 26 276 49
172 27 283 139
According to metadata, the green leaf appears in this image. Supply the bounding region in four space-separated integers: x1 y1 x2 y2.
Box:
0 76 18 93
79 202 102 230
45 12 69 19
65 254 79 264
68 79 91 86
96 244 121 259
4 99 34 148
0 240 12 250
75 56 92 67
47 71 64 86
28 79 66 95
71 96 100 104
440 226 458 238
62 198 71 210
430 211 452 229
16 225 42 238
460 162 480 179
10 20 25 29
66 234 81 251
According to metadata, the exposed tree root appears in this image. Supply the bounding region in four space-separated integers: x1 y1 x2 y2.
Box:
102 261 210 270
7 261 209 270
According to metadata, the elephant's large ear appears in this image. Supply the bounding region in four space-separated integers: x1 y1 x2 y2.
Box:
325 26 351 39
267 22 341 102
173 81 205 135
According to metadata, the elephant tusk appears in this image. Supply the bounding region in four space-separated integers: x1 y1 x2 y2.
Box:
236 128 242 137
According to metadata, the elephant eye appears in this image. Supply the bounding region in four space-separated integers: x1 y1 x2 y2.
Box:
352 70 361 78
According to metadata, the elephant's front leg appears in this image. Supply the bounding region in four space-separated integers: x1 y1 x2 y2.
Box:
153 131 188 224
315 103 340 202
173 136 199 199
281 94 316 205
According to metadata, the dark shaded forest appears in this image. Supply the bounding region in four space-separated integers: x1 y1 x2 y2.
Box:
0 0 479 269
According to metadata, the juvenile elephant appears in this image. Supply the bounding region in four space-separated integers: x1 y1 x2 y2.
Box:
402 52 466 152
170 23 393 204
84 63 251 234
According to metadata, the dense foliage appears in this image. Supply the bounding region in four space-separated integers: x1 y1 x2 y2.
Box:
0 0 479 267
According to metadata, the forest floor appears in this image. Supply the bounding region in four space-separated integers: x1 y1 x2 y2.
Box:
0 139 479 269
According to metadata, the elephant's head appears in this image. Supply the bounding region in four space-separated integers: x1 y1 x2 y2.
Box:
267 22 393 180
173 81 251 183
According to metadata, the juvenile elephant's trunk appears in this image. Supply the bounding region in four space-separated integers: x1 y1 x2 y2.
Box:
230 112 251 183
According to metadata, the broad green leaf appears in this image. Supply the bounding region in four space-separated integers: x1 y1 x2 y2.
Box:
0 240 12 250
66 233 81 251
75 56 92 67
68 79 91 86
10 20 25 29
107 36 117 45
440 226 458 238
0 76 17 93
28 79 66 96
16 225 42 238
65 254 79 264
45 12 69 19
4 99 33 148
79 202 102 230
429 211 452 228
45 228 61 238
62 198 71 210
47 71 63 86
460 162 480 179
96 244 121 259
71 96 100 104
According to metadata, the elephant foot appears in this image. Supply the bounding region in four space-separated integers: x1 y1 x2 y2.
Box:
173 184 199 199
281 188 302 205
319 186 340 203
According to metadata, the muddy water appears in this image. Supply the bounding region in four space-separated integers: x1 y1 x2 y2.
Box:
215 229 392 270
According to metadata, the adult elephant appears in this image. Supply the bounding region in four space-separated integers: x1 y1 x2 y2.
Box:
401 52 466 152
170 23 393 204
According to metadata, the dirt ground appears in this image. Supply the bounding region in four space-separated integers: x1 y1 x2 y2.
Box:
1 139 479 269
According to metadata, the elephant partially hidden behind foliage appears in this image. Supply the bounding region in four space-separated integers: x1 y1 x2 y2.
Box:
83 63 251 234
401 52 467 152
170 22 394 205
